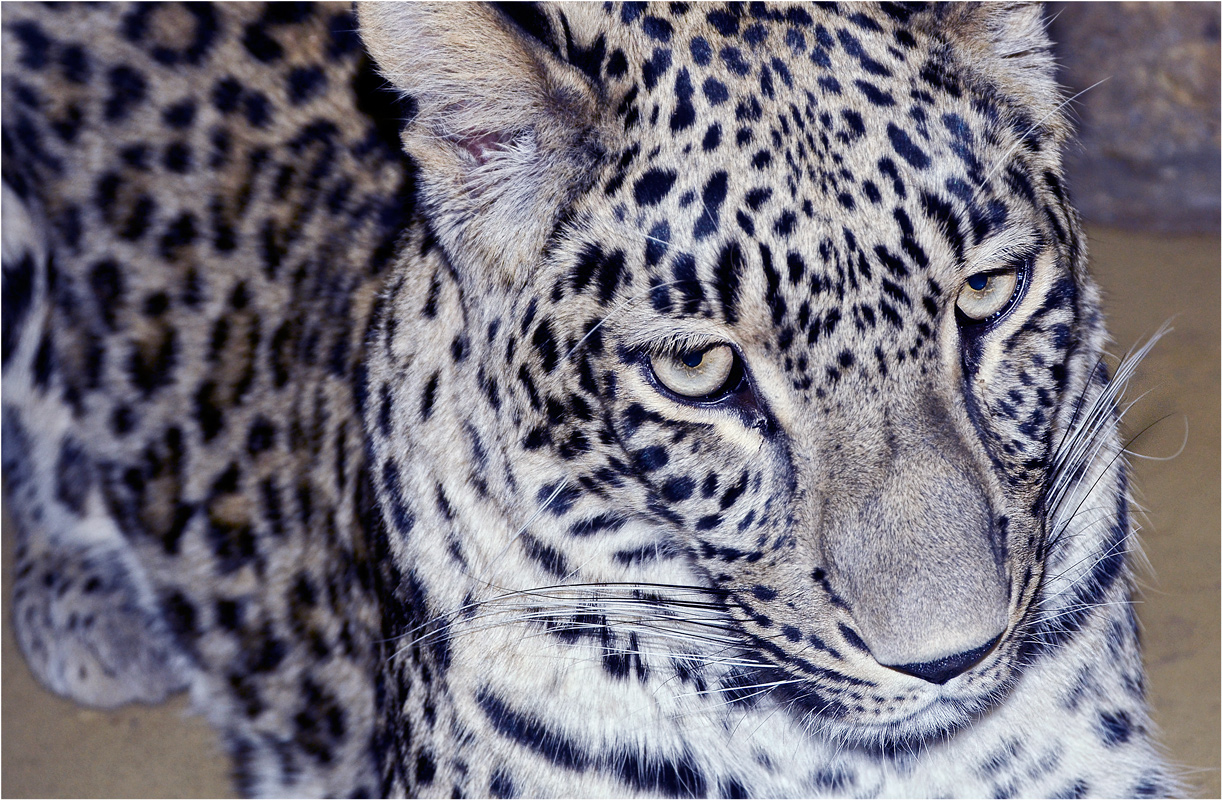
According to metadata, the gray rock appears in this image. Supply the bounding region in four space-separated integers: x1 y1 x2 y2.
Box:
1049 2 1220 233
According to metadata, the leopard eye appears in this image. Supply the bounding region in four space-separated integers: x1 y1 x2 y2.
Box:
956 269 1019 322
650 345 737 399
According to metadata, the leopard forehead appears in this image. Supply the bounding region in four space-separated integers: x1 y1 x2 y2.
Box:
446 4 1080 474
514 3 1073 382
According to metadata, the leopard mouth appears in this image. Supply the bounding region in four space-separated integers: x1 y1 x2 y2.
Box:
720 626 1022 747
754 669 1015 749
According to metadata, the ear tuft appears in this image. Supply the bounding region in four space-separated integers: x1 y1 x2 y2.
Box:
359 3 607 285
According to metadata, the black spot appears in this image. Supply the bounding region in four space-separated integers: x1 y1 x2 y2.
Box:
718 471 748 510
703 77 729 105
162 99 197 129
595 249 626 304
706 9 740 36
420 372 439 420
837 28 891 76
538 482 582 516
478 687 592 776
11 21 52 70
605 49 628 79
531 321 560 372
50 105 84 143
158 212 198 260
164 142 192 173
617 747 708 797
837 623 870 653
1098 710 1133 746
194 381 224 441
55 438 93 515
773 209 797 236
162 591 199 644
887 123 930 169
642 47 672 91
842 108 866 138
751 585 777 601
1052 780 1090 799
812 768 853 793
105 65 147 122
633 168 677 207
644 221 671 266
213 78 243 113
660 477 694 502
670 68 696 132
855 78 895 107
246 417 277 455
569 514 626 537
642 15 673 42
381 461 415 534
128 330 178 396
672 252 706 313
745 187 772 210
111 405 136 436
243 23 283 62
713 241 744 323
243 91 272 127
720 46 750 76
520 533 569 578
215 599 241 631
633 446 669 472
59 44 91 83
415 751 436 785
689 36 712 65
124 3 219 66
620 3 645 24
287 65 326 104
742 23 767 46
919 191 965 261
490 768 515 798
734 96 762 123
693 170 728 239
86 259 124 331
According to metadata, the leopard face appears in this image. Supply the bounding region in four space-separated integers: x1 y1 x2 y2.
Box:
362 2 1098 746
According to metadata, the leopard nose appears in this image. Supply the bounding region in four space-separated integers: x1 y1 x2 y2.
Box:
881 633 1002 685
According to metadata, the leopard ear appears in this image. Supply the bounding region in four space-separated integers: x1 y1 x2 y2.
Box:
358 2 607 286
925 3 1069 144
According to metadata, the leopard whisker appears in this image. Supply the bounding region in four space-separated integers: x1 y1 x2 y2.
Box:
982 78 1108 184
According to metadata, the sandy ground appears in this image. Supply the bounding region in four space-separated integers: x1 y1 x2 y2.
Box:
3 225 1219 797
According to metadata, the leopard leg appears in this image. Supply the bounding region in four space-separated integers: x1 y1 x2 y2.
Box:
3 182 189 708
9 517 190 708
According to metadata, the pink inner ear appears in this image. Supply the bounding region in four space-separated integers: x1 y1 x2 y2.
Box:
456 131 513 165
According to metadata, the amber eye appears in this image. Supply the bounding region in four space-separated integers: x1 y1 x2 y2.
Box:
650 345 737 399
956 269 1019 322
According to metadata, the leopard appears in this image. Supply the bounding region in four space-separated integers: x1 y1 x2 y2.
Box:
1 2 1180 797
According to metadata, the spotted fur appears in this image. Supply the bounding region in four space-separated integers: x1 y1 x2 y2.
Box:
2 3 1175 797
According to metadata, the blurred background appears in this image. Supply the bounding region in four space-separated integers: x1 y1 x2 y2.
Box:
3 2 1219 797
1047 4 1220 796
1049 2 1219 234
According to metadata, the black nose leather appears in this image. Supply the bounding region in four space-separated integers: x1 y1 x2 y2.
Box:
888 635 1002 685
